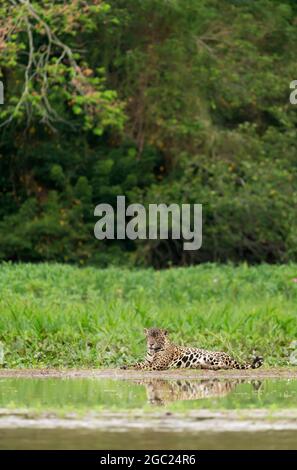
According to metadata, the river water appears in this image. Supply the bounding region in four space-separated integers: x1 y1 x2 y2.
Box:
0 377 296 449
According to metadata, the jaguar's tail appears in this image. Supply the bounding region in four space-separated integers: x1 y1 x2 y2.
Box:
251 356 264 369
233 355 263 369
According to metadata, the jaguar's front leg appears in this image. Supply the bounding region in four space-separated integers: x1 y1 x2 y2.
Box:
121 360 168 371
120 361 152 370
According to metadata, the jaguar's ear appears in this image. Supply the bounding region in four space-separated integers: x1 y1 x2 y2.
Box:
163 329 168 336
144 328 148 336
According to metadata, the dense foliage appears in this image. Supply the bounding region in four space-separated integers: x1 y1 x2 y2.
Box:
0 0 296 267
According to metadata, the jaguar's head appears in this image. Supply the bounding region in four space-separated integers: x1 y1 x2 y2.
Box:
144 327 169 354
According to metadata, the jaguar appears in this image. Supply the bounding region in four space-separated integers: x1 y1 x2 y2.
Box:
121 327 263 371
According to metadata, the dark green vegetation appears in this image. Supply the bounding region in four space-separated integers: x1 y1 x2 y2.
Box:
0 263 297 367
1 1 297 268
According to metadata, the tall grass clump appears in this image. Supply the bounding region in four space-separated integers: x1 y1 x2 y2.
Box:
0 263 297 367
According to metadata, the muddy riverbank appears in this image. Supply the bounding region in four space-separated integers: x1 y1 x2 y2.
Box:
0 367 296 380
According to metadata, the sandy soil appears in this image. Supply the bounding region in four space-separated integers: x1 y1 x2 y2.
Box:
0 409 297 431
0 367 296 380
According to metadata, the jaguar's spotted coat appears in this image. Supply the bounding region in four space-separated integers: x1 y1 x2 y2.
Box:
122 328 263 371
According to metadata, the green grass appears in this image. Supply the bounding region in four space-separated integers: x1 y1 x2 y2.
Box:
0 262 297 368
